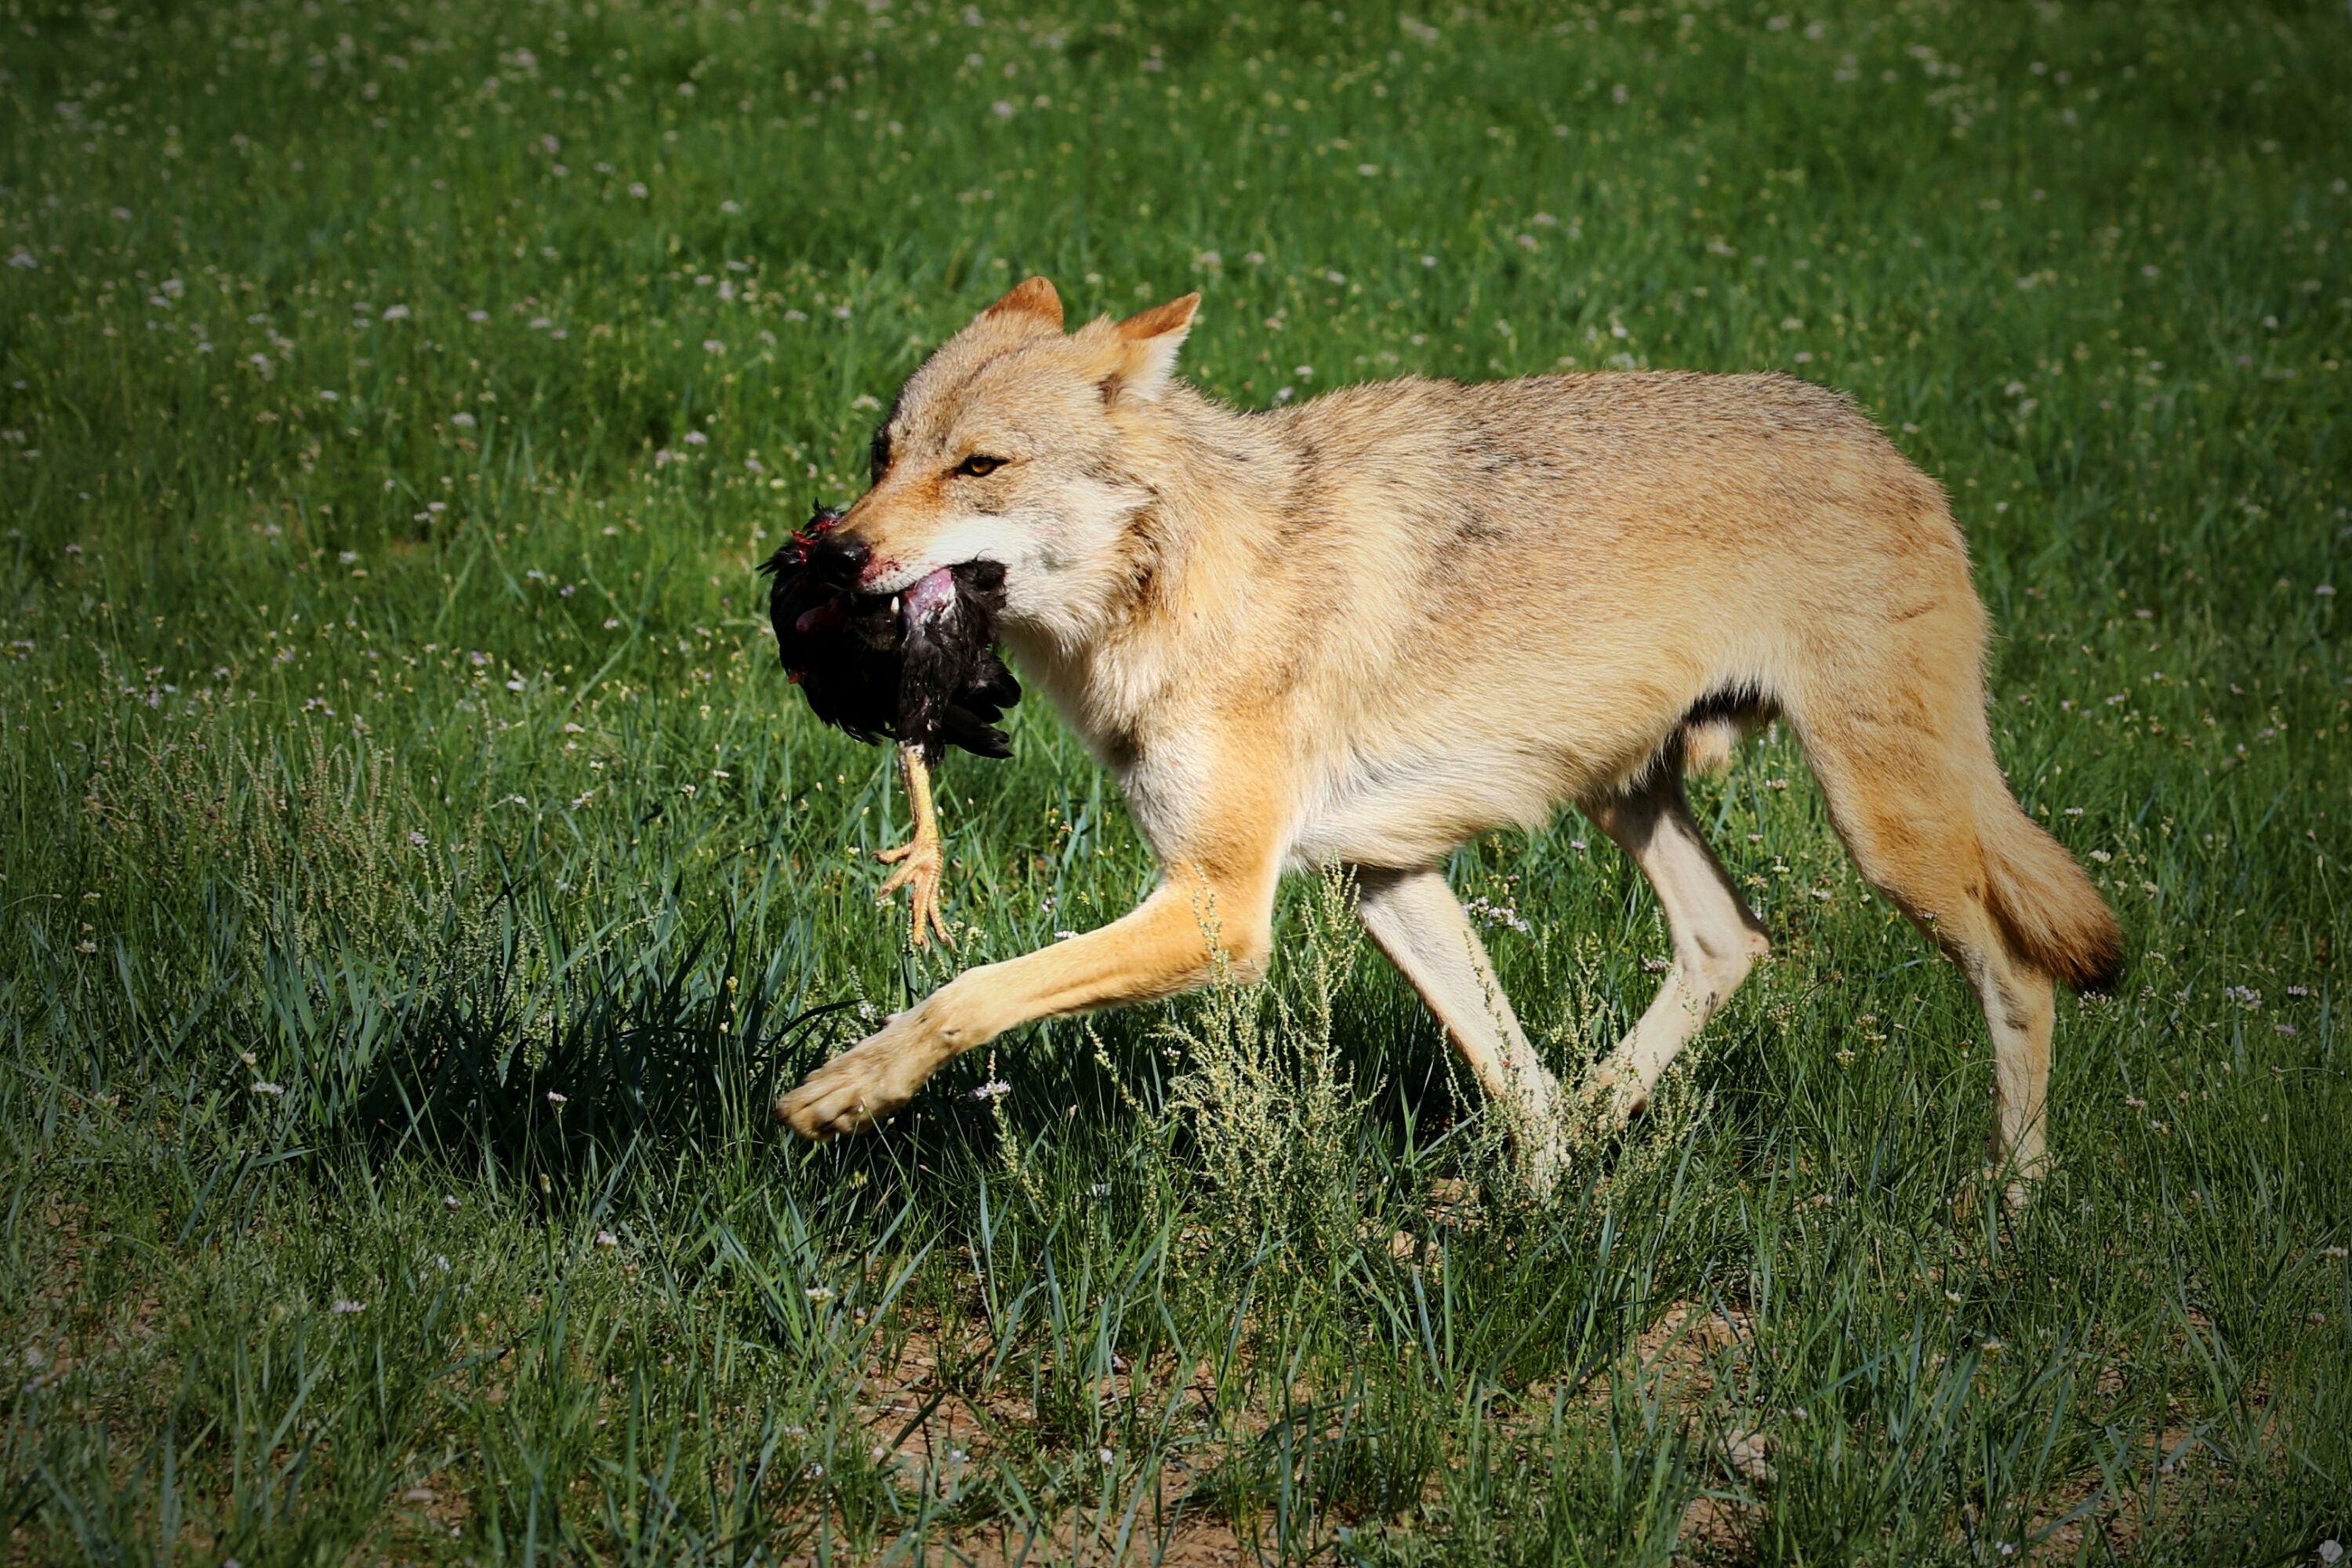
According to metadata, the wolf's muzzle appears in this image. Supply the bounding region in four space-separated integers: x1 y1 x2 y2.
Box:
806 528 869 586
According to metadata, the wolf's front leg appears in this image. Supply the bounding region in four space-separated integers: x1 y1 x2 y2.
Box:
775 863 1278 1139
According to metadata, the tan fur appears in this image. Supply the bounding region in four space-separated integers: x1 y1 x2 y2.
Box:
775 278 2122 1195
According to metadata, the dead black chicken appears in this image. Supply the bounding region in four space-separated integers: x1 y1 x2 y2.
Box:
760 503 1020 946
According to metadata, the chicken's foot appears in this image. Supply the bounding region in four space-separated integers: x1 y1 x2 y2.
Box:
877 742 953 947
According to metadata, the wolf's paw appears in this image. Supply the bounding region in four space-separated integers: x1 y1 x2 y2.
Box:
774 1018 938 1139
1515 1131 1566 1203
1951 1156 2051 1221
1497 1083 1572 1203
1577 1062 1650 1133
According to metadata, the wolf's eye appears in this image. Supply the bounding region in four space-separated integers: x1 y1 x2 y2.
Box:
953 454 1004 479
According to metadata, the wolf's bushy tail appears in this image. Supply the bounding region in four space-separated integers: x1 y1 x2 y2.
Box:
1974 790 2123 993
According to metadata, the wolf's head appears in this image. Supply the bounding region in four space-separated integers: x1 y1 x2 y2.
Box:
815 278 1200 645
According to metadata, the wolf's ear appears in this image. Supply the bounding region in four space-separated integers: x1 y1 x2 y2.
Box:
981 276 1063 331
1099 292 1200 405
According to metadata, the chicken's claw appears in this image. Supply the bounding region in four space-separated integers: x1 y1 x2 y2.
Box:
877 834 952 948
877 744 954 948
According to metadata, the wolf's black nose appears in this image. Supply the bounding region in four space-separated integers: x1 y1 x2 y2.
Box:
809 530 870 584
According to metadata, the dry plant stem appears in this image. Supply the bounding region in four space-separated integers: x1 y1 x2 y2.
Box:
877 742 953 948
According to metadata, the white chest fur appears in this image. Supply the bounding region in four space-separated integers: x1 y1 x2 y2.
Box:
1287 740 1562 870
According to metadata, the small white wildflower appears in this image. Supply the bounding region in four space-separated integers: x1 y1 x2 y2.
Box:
443 1192 461 1210
804 1286 835 1303
545 1090 567 1106
329 1298 365 1315
972 1080 1011 1101
252 1080 285 1096
595 1230 618 1247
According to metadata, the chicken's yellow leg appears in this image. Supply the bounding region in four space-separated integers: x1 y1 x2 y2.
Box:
877 743 953 948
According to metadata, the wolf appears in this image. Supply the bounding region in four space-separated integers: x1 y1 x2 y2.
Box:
772 276 2122 1196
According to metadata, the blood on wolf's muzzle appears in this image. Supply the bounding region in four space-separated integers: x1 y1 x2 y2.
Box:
805 527 869 586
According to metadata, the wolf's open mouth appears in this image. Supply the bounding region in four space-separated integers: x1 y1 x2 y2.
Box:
762 515 1018 764
787 566 960 639
899 566 960 628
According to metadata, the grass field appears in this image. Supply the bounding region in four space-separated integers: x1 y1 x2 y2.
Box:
3 0 2350 1561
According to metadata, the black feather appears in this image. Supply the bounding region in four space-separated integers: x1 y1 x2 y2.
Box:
759 503 1021 765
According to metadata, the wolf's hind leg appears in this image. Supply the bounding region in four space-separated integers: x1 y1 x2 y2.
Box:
1793 706 2074 1198
1577 771 1770 1127
1352 866 1566 1195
